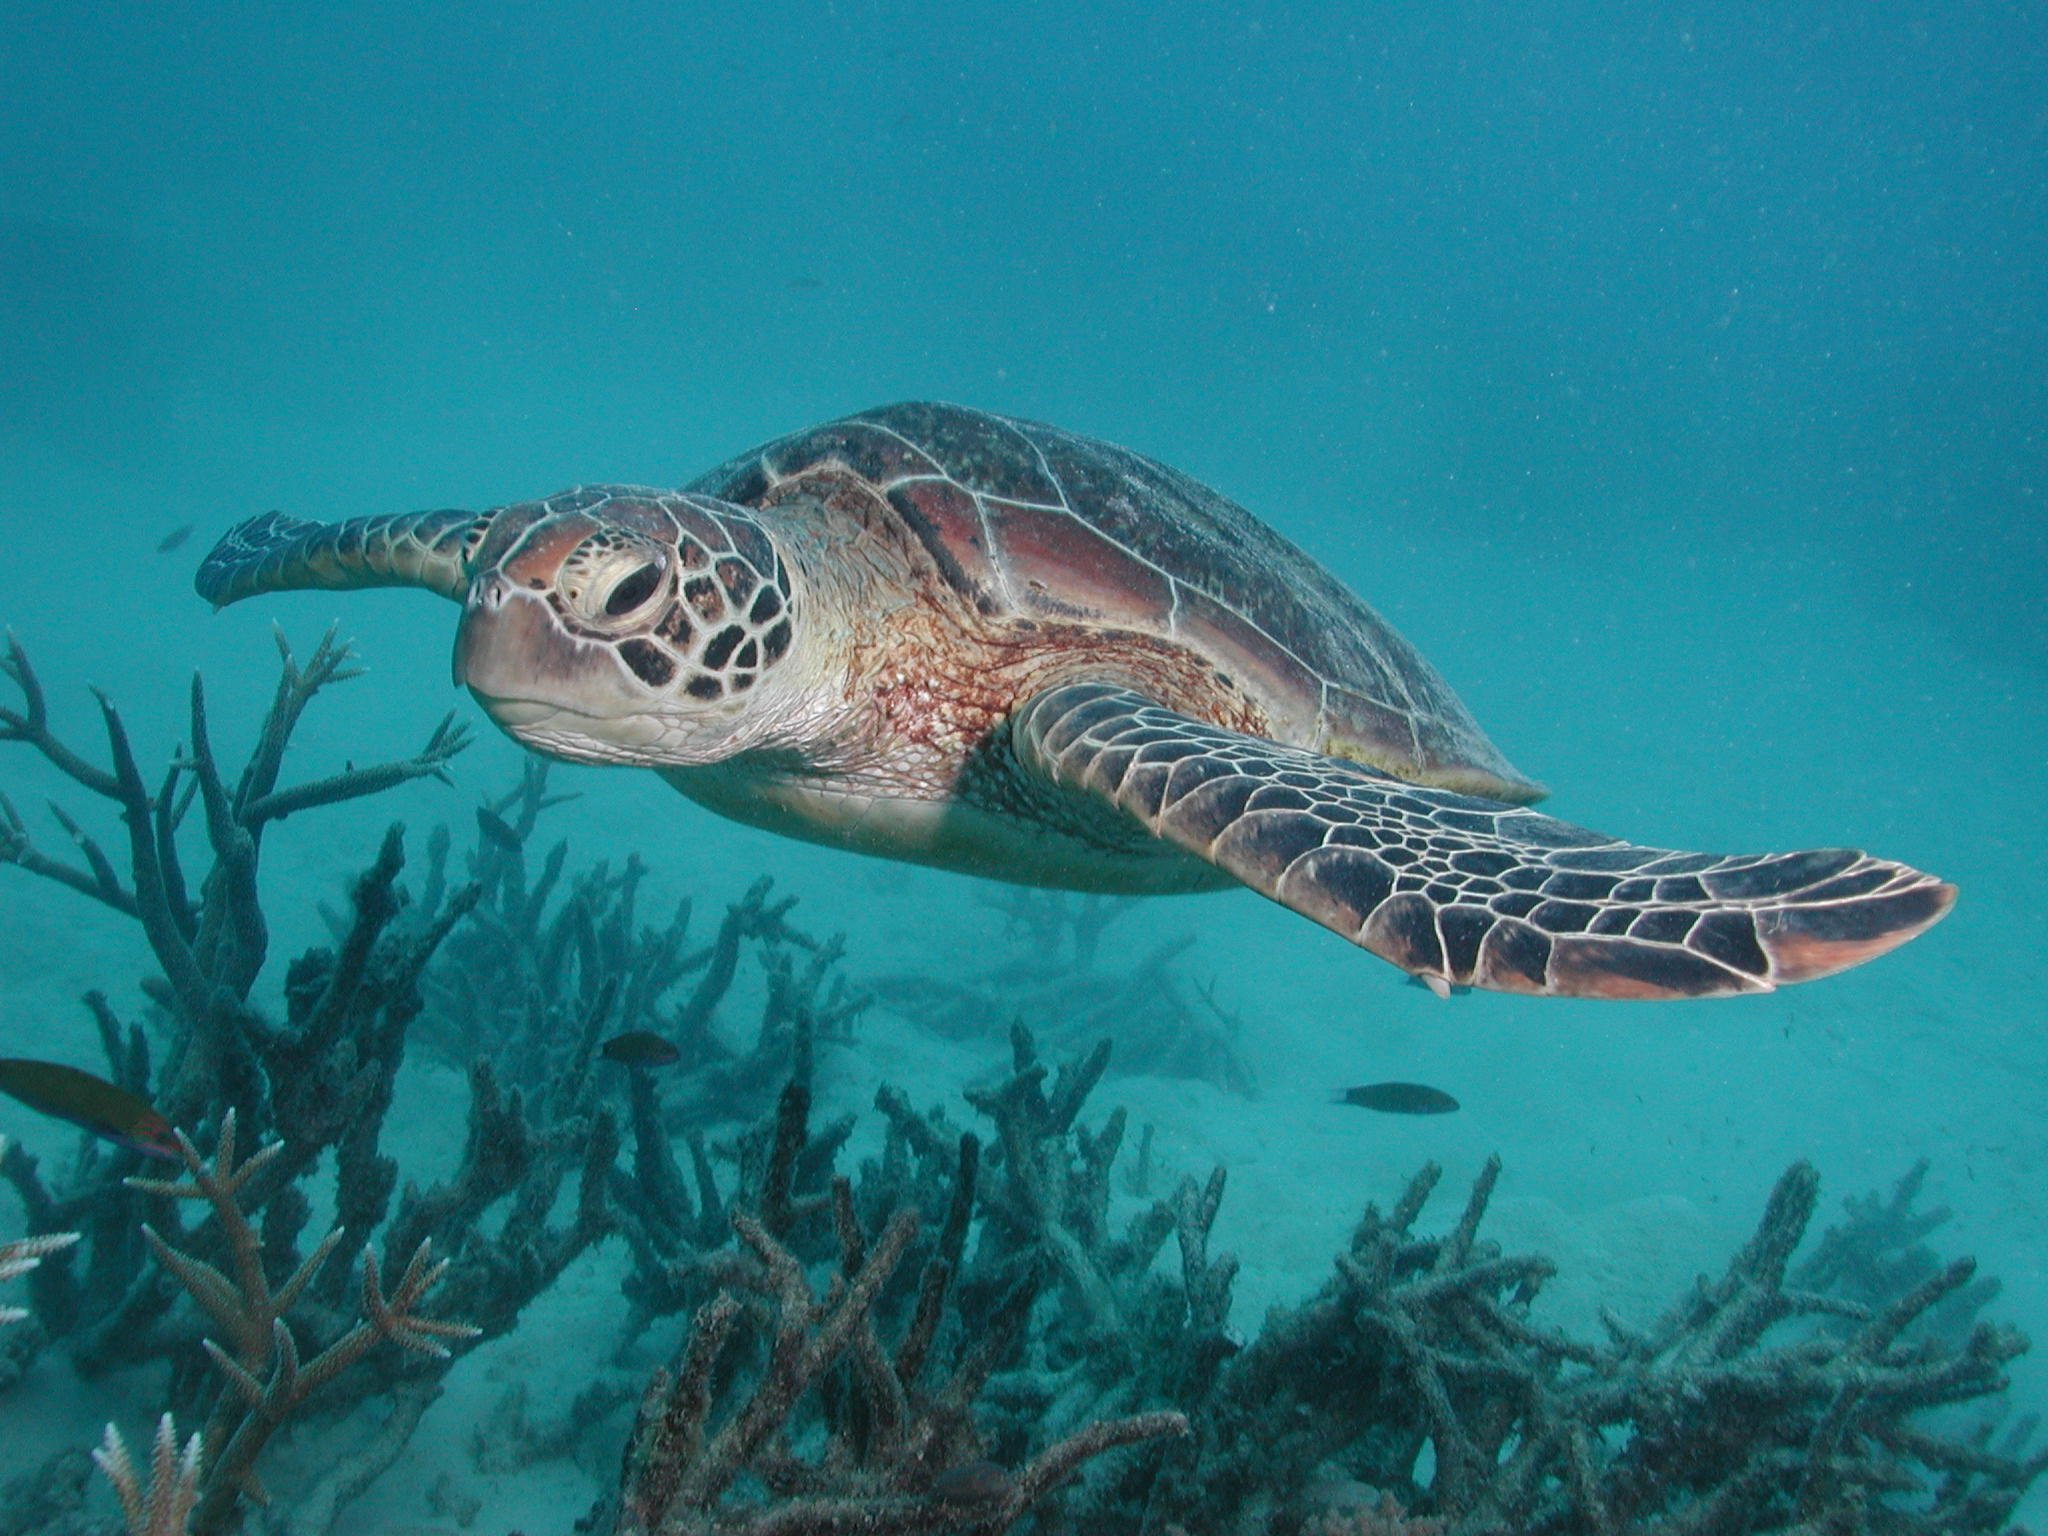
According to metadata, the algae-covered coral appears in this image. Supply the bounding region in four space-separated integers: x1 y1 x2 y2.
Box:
0 633 2039 1536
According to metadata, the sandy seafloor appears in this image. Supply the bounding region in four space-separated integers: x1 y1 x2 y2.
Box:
2 4 2044 1530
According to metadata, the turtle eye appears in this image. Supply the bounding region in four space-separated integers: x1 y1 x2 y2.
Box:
603 561 665 618
559 541 672 629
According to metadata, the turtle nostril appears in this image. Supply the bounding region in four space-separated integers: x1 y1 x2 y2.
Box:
604 561 664 617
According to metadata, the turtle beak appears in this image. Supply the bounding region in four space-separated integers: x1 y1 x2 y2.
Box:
452 573 519 692
453 572 654 734
453 515 597 697
454 576 556 698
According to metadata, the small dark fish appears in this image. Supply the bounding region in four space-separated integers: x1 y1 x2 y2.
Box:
156 523 194 554
1335 1082 1460 1116
0 1058 180 1159
475 807 522 852
601 1031 681 1068
784 275 825 292
929 1459 1012 1502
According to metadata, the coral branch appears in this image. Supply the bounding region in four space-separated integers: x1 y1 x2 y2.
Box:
125 1113 479 1532
92 1413 203 1536
0 633 120 797
0 789 141 916
612 1190 1181 1535
241 710 469 828
0 1136 79 1326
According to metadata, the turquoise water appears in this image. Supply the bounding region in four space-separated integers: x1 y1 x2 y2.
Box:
2 4 2043 1532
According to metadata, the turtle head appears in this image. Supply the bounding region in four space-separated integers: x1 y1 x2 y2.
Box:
453 488 800 766
197 486 801 766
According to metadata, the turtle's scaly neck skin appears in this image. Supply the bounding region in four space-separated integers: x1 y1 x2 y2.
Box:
761 490 1250 790
660 488 1240 892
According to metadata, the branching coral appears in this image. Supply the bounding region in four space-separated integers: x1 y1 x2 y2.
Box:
0 631 576 1533
381 1053 619 1343
603 1002 887 1356
0 628 467 1124
396 764 877 1355
5 628 2039 1536
413 762 866 1118
839 1047 2042 1535
0 1136 77 1327
610 1199 1186 1535
1300 1493 1446 1536
406 759 660 1082
1531 1162 2037 1535
92 1414 203 1536
867 887 1255 1094
961 1026 1177 1379
125 1111 478 1533
1790 1157 2003 1347
0 646 877 1530
1143 1158 2042 1536
0 630 478 1371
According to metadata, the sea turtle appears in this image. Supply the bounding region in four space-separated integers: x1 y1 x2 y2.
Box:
195 402 1952 1000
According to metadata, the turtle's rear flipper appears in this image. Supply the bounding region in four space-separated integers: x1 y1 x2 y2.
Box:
196 507 488 609
1013 684 1954 1000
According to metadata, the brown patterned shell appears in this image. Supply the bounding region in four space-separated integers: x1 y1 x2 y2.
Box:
687 401 1542 803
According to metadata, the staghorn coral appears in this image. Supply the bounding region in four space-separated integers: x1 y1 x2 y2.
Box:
536 1032 1190 1533
1790 1157 2003 1347
125 1111 478 1533
379 1050 619 1345
848 1036 1237 1495
0 1136 78 1328
1522 1162 2037 1534
829 1046 2042 1535
606 1002 878 1346
0 630 477 1372
866 886 1256 1095
963 1029 1165 1333
2 631 2039 1536
0 631 635 1529
815 1003 1228 1481
0 1449 95 1536
92 1413 203 1536
0 995 178 1351
6 959 2043 1536
1302 1493 1446 1536
1138 1157 2042 1536
0 627 468 1128
607 1197 1186 1535
393 764 876 1358
402 759 660 1083
0 1135 81 1401
410 761 867 1118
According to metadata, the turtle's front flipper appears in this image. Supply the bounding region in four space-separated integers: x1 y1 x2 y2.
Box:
1012 683 1954 1000
195 507 490 609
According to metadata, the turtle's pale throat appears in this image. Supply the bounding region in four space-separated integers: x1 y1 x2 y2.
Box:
473 695 559 729
467 689 679 767
468 689 643 730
